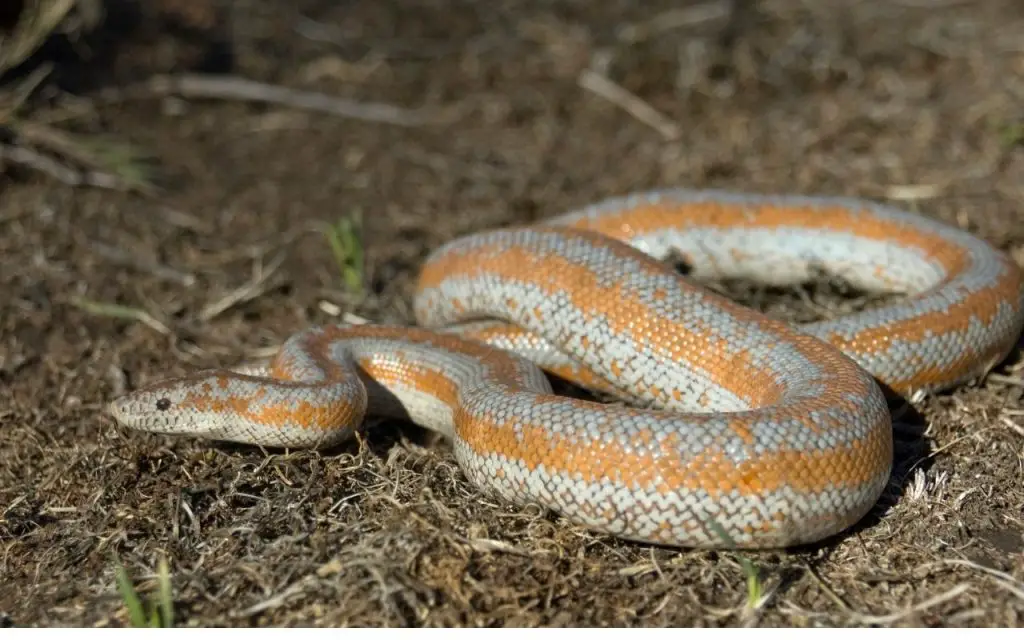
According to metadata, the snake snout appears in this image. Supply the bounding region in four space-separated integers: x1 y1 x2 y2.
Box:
107 388 176 432
106 397 122 421
107 394 140 429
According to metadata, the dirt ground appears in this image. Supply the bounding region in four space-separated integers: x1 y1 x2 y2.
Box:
1 0 1024 628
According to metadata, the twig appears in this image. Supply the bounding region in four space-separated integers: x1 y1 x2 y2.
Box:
144 74 447 127
577 69 681 141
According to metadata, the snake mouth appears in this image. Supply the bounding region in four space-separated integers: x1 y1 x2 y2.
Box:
107 395 176 434
106 396 134 428
107 394 162 430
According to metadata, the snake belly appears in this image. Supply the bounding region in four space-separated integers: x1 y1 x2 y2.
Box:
108 189 1024 549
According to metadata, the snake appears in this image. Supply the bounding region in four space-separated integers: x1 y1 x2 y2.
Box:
108 189 1024 549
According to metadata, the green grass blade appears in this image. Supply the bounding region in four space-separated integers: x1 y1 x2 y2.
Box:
113 561 149 628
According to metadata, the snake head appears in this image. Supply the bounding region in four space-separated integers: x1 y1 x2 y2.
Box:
108 368 365 449
107 371 231 437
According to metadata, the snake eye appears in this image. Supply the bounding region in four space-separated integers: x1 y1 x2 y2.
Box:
155 398 172 411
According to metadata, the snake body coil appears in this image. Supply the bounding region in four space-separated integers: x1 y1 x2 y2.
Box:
109 190 1024 549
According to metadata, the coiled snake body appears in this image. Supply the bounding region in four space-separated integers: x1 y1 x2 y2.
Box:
109 190 1024 549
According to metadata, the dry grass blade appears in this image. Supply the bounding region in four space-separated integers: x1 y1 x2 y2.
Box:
90 241 197 287
848 584 972 625
577 69 681 141
616 1 732 43
11 121 158 192
933 559 1024 599
144 74 450 127
1 68 156 192
198 253 287 322
0 0 76 75
69 296 171 335
234 574 317 618
0 141 150 191
0 63 52 120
